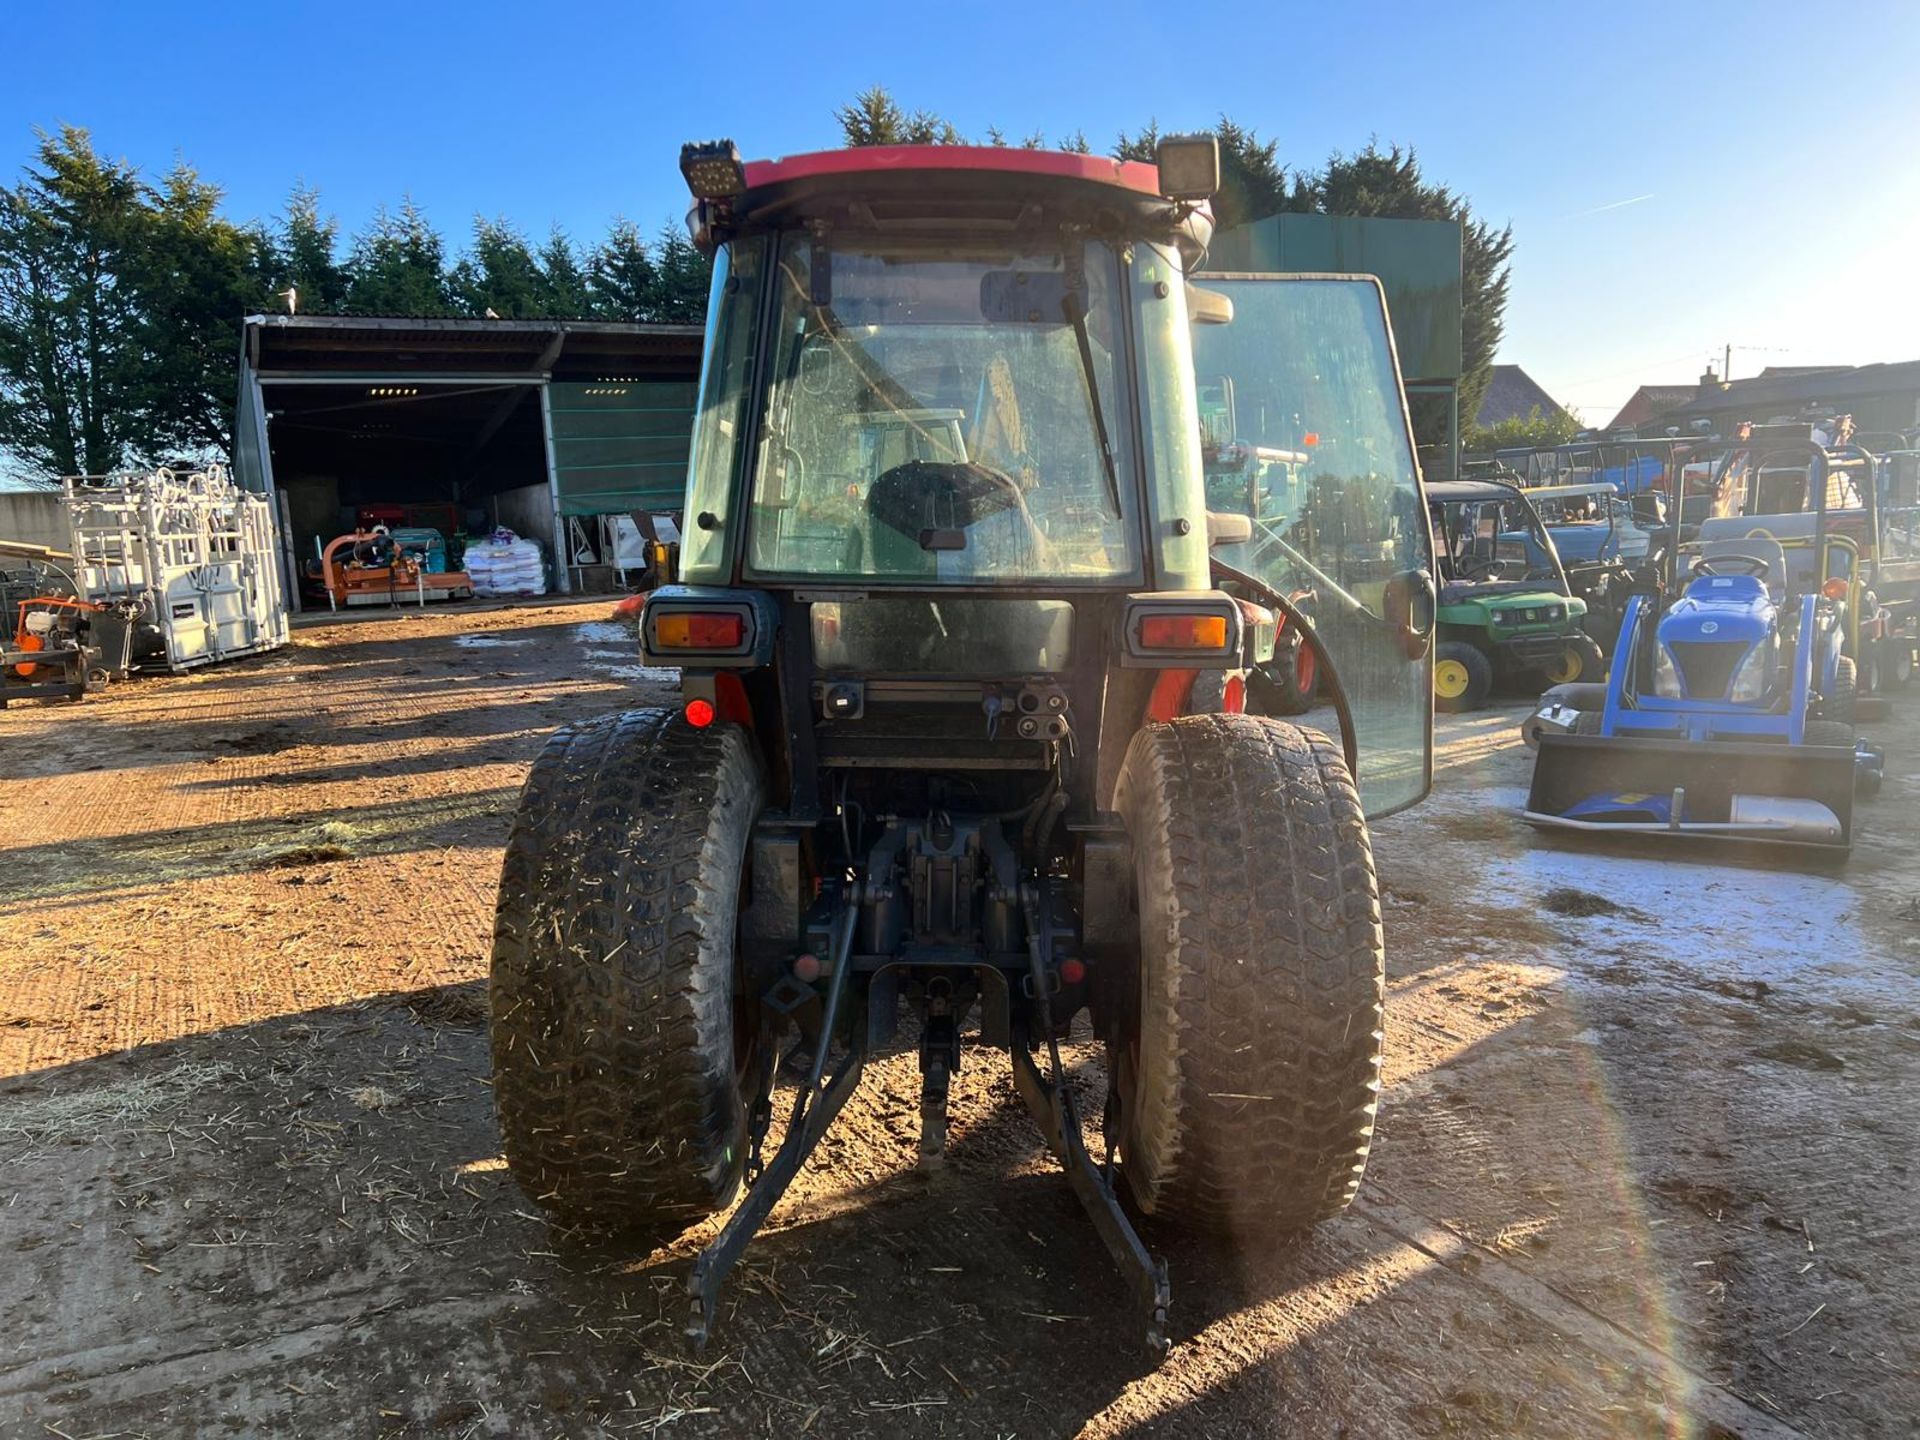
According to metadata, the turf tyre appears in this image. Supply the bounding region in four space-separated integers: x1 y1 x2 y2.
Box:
1802 719 1855 748
490 708 764 1233
1821 655 1857 725
1111 713 1384 1235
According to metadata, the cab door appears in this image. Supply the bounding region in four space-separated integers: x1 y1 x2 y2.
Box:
1193 274 1434 816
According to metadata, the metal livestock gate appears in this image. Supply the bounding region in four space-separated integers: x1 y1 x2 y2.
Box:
65 465 290 672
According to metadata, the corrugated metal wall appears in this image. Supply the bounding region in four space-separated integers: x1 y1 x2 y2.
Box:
547 380 697 514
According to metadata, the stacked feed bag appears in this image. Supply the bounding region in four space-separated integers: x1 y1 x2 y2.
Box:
464 529 548 597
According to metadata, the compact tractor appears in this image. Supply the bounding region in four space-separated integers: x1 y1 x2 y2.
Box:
488 139 1435 1354
1525 527 1881 848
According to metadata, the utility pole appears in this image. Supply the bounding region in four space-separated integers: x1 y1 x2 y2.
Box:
1723 342 1731 383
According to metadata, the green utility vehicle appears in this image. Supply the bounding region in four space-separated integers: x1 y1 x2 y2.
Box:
1427 478 1601 710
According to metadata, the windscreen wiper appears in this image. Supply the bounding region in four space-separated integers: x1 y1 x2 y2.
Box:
1062 291 1124 519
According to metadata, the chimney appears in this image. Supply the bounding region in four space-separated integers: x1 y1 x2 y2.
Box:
1697 365 1721 397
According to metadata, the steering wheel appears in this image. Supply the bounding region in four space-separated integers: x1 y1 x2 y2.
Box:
867 460 1030 538
1455 555 1508 581
1691 553 1771 580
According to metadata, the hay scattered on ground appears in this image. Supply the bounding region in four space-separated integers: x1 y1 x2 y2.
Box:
0 1061 240 1140
249 820 361 870
349 1084 400 1111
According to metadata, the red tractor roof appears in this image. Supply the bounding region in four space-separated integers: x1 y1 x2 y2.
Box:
741 145 1163 196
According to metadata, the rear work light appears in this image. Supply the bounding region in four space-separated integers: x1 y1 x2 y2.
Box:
1138 614 1229 651
654 612 747 649
680 140 746 200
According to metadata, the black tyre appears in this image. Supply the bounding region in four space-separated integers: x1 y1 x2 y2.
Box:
1822 655 1857 726
491 708 765 1232
1434 641 1493 712
1540 633 1605 687
1249 637 1319 717
1802 719 1855 748
1111 714 1384 1235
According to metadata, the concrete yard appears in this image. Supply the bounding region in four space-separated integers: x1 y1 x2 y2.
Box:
2 602 1916 1438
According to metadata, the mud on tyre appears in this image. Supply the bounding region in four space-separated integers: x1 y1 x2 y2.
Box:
490 708 765 1233
1110 713 1385 1235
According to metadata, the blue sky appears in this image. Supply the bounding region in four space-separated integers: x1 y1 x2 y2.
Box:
10 0 1920 425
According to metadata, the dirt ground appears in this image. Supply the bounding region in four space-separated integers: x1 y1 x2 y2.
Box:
2 600 1916 1438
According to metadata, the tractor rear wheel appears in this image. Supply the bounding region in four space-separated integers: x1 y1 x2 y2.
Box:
490 709 765 1233
1434 641 1493 712
1111 714 1384 1236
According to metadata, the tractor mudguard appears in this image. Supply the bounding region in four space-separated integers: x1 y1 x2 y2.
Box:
1525 731 1856 849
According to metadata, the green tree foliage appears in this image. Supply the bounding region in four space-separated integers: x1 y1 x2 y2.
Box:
1464 404 1582 454
449 217 546 317
649 226 713 324
0 127 274 478
138 160 275 458
586 219 658 322
271 184 347 314
539 230 593 318
343 199 452 315
836 86 965 147
0 128 150 477
583 220 710 323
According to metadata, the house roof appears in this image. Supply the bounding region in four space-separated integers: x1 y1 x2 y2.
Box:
1607 384 1696 431
1475 365 1569 428
1665 359 1920 420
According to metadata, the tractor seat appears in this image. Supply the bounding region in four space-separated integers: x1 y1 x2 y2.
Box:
1689 530 1792 600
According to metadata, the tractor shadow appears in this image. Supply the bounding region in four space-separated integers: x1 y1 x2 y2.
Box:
0 983 1466 1437
11 973 1886 1436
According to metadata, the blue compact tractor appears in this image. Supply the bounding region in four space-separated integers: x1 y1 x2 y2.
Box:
1526 536 1881 848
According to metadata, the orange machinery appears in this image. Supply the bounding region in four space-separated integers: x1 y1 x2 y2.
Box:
2 595 135 706
313 530 474 609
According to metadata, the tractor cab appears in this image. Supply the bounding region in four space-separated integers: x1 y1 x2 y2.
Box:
655 141 1433 814
485 137 1436 1360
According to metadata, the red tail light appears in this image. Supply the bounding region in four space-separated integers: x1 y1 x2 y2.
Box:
1139 614 1229 650
655 612 747 649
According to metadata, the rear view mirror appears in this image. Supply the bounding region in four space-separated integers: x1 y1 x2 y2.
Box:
980 270 1072 323
1384 567 1436 659
1187 284 1234 326
1205 511 1253 547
